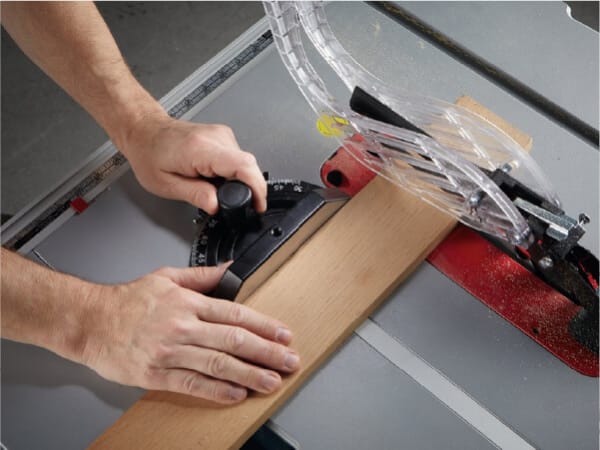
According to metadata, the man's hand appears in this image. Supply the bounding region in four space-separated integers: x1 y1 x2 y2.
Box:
2 249 300 404
83 265 297 403
120 113 267 215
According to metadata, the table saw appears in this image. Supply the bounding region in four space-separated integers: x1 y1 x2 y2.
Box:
2 2 598 449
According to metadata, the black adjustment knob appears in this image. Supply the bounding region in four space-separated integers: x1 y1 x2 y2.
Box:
217 181 254 229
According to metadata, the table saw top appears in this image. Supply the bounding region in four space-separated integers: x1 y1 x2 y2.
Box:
2 3 598 449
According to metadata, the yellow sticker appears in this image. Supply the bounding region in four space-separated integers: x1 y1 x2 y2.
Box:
316 115 349 137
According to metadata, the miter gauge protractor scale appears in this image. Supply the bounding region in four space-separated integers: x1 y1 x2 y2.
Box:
190 177 348 302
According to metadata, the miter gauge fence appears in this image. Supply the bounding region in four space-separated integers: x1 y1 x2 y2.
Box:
258 1 598 367
190 177 347 302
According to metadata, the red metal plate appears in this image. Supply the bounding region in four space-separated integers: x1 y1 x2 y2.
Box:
428 226 598 377
320 135 375 197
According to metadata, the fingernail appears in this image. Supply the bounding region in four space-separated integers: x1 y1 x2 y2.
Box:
275 327 292 344
284 352 300 370
229 387 246 401
261 373 281 392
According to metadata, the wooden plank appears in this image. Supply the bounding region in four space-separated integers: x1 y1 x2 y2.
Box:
90 98 530 450
455 96 533 150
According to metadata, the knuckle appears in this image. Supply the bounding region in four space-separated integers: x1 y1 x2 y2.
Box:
225 327 246 352
154 266 172 277
169 319 191 338
214 124 233 136
241 151 257 166
192 264 209 278
196 298 214 319
181 372 200 395
208 352 229 377
235 166 260 186
260 318 274 336
190 188 213 208
187 131 208 148
244 367 259 388
228 303 245 325
161 179 179 199
211 382 228 403
149 344 173 365
142 367 163 388
262 342 279 364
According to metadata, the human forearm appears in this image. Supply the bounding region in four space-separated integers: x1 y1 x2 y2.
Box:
0 248 99 362
1 1 163 150
1 2 268 212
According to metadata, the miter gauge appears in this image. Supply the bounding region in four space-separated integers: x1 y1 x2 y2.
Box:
190 178 347 302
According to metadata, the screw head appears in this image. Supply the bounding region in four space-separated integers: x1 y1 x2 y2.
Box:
270 226 283 238
578 213 590 225
511 228 533 247
468 190 484 208
539 256 554 270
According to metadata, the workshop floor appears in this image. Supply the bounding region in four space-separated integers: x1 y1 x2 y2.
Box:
0 1 597 220
1 1 264 219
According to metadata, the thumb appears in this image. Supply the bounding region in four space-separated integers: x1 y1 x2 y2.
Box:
162 263 231 293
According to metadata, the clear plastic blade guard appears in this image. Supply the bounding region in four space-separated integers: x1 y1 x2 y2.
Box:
264 1 561 247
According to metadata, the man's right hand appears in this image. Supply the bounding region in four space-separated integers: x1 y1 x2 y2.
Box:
81 265 300 404
119 114 268 216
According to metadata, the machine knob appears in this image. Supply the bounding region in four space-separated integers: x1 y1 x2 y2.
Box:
217 181 255 229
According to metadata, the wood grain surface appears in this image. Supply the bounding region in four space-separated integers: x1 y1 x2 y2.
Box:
89 97 530 449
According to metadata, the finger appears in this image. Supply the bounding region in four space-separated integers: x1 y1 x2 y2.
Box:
209 150 267 213
167 175 219 214
190 322 301 373
171 346 282 394
152 368 247 404
165 264 230 293
242 166 267 213
195 298 293 345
